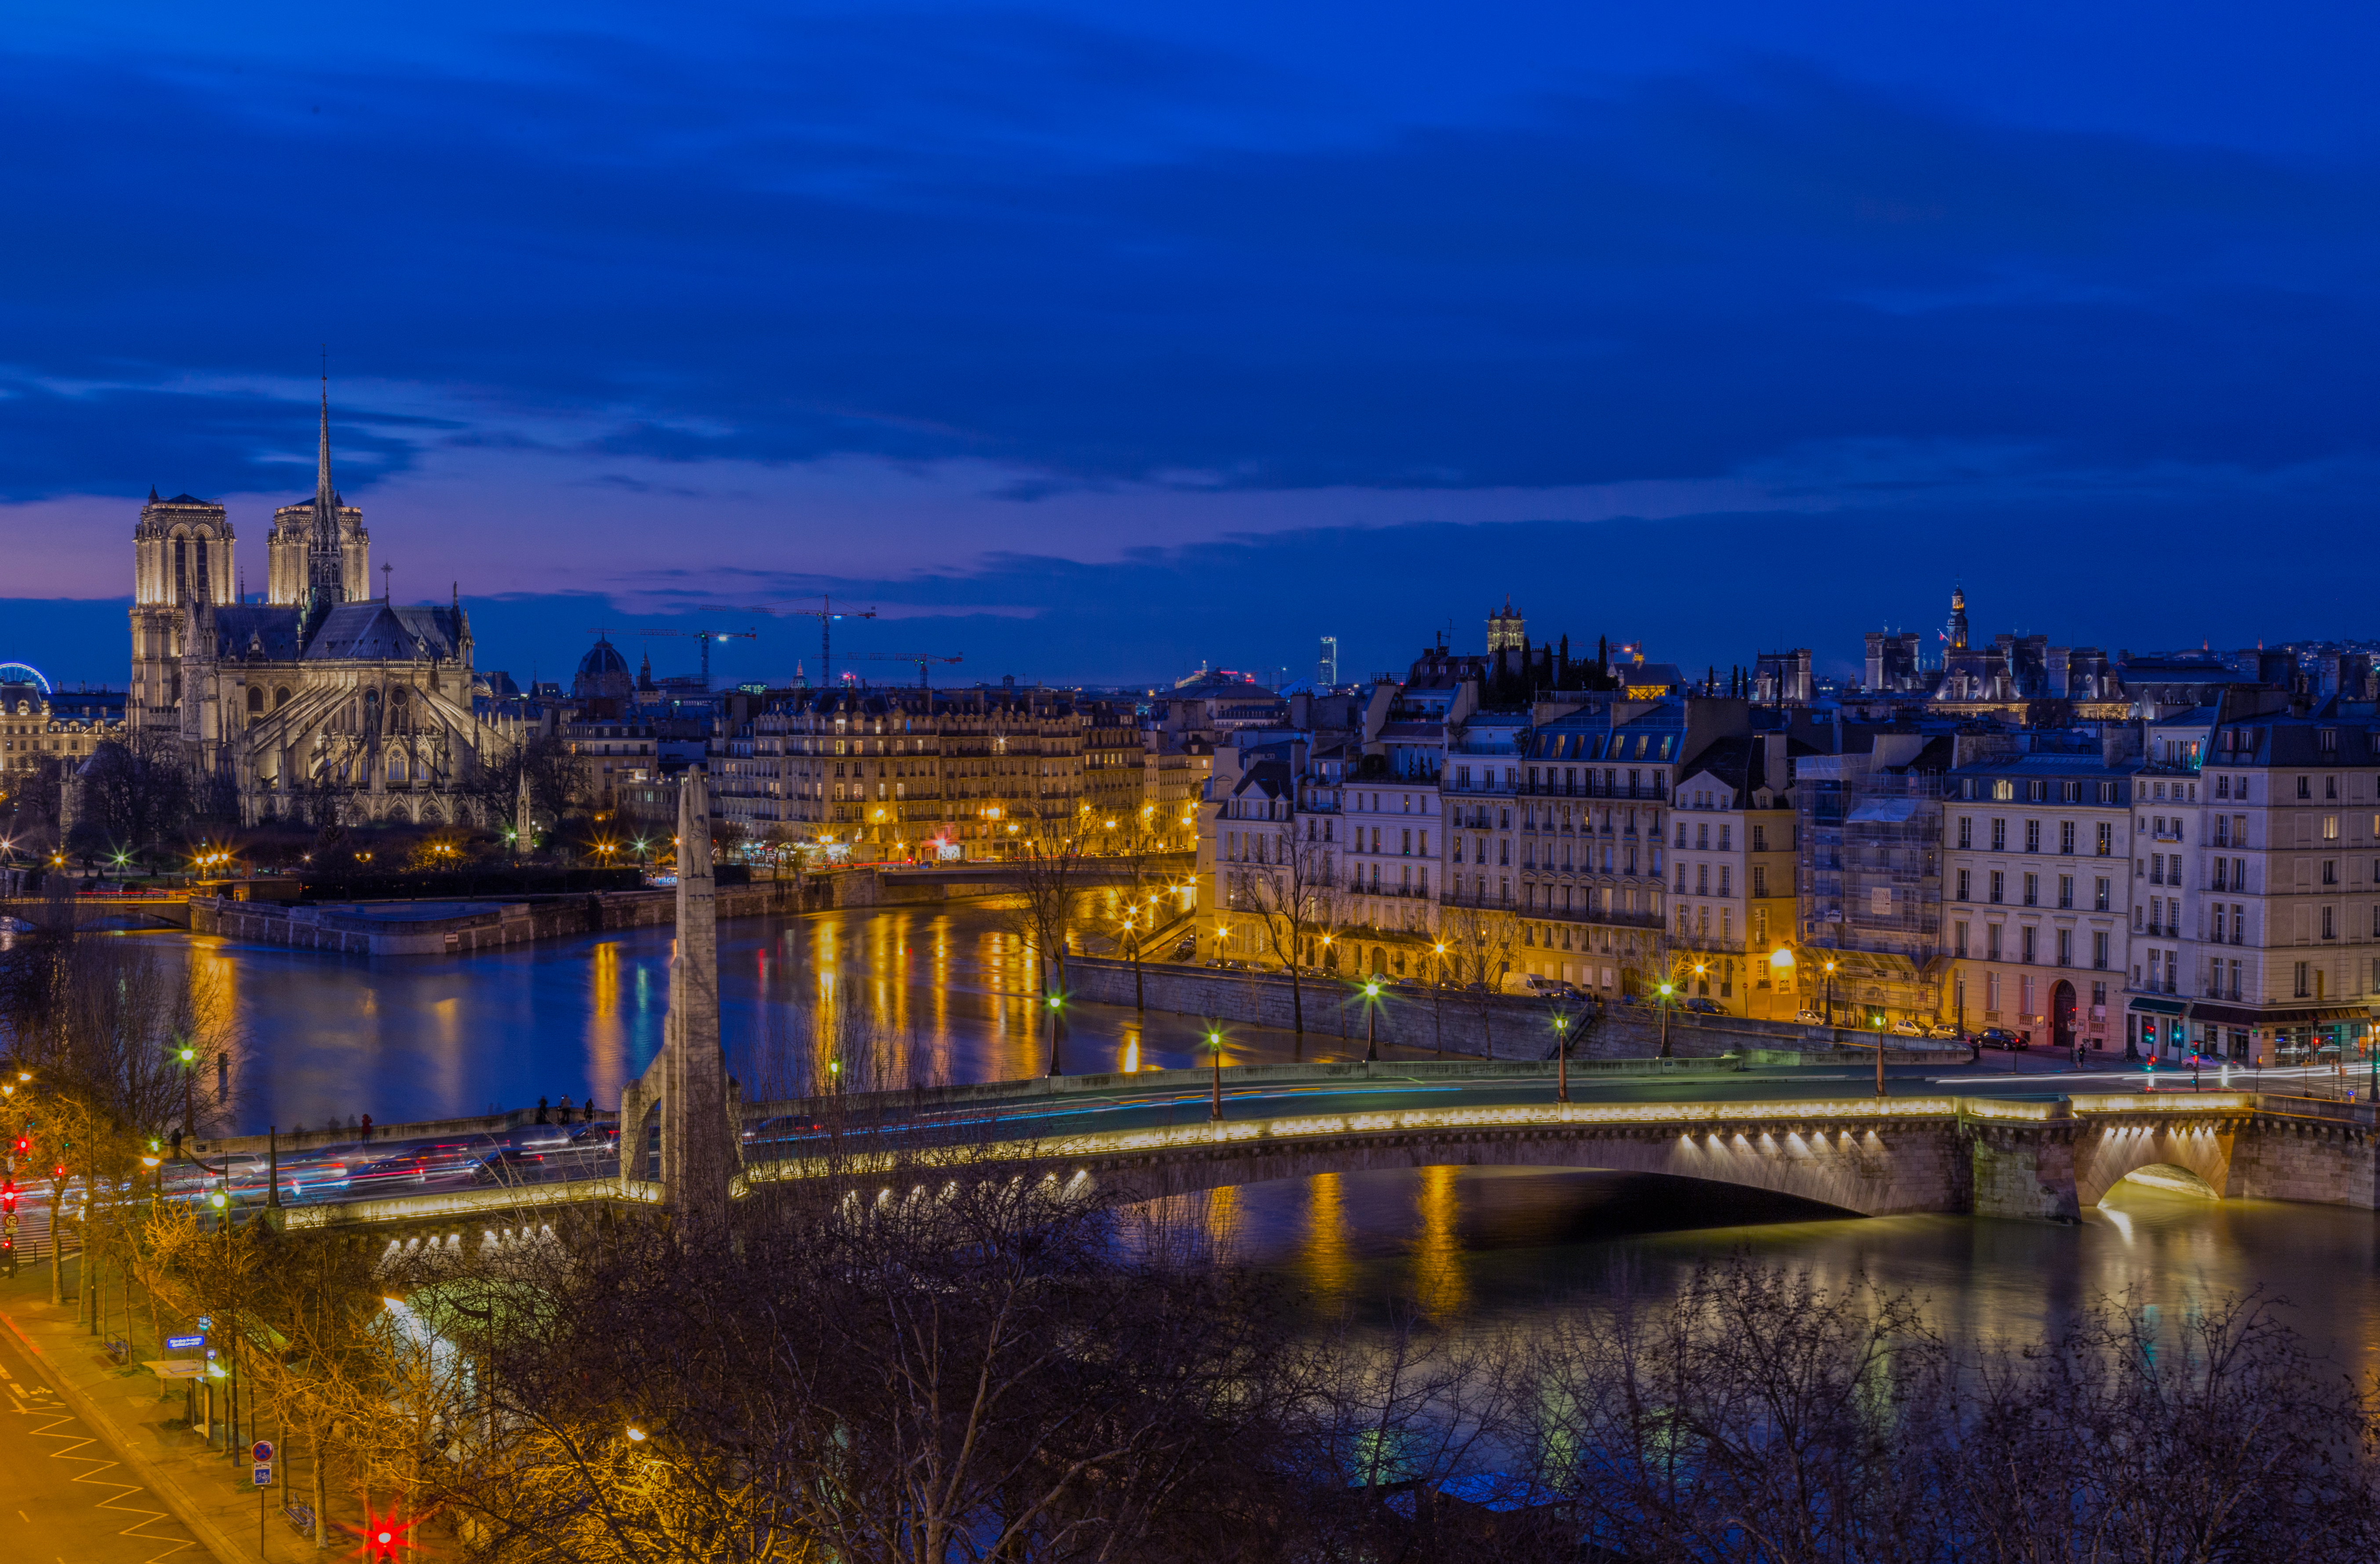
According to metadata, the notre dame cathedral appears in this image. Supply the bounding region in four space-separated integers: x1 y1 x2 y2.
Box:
128 386 524 827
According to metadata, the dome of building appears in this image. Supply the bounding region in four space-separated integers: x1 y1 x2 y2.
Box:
579 639 628 680
574 637 635 704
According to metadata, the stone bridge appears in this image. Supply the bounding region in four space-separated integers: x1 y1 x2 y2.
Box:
279 1085 2377 1239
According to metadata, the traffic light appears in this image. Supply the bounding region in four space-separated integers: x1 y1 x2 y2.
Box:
11 1136 26 1159
1 1181 16 1214
354 1505 416 1560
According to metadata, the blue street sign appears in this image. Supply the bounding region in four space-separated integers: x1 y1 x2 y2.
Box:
166 1334 204 1350
252 1465 272 1487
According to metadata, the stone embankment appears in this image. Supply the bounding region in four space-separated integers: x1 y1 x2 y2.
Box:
189 879 810 955
1062 954 1958 1065
184 860 1061 955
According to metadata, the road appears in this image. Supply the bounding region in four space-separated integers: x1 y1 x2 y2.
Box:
0 1321 198 1563
20 1048 2344 1230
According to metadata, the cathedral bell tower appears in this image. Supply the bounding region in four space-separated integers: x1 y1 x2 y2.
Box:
1948 584 1970 652
130 489 231 734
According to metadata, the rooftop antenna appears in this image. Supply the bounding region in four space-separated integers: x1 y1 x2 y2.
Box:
382 561 393 601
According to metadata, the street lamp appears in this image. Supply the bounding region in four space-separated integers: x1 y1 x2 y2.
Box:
1823 961 1838 1026
1208 1028 1225 1121
1553 1014 1569 1103
1871 1013 1888 1097
1046 993 1065 1078
1363 978 1382 1062
1657 980 1675 1058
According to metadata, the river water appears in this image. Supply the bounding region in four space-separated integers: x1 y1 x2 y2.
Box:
127 904 2380 1366
136 903 1417 1131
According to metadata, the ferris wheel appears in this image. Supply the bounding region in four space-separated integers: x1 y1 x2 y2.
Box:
0 662 50 694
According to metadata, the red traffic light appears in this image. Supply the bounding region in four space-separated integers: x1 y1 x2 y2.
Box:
349 1502 418 1560
11 1137 26 1158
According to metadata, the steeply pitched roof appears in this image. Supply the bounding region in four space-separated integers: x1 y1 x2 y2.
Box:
207 605 305 661
303 602 466 662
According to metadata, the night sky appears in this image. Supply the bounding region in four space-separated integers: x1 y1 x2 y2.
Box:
6 1 2376 691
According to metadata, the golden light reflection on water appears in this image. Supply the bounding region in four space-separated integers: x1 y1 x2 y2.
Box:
586 941 626 1101
1299 1173 1353 1300
1410 1163 1470 1320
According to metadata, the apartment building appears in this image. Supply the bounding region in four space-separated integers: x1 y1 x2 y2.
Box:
710 685 1088 859
1941 753 2139 1049
2169 702 2380 1063
1474 698 1753 998
1664 733 1805 1017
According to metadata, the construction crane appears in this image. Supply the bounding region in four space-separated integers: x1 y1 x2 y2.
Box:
858 652 963 689
630 626 757 688
750 596 876 688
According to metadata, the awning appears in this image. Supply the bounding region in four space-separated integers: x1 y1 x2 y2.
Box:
2187 1001 2374 1028
2126 996 2186 1016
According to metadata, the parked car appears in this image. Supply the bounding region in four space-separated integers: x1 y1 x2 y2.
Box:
1925 1021 1964 1039
1975 1027 2027 1051
1793 1008 1828 1026
1682 997 1726 1016
1171 935 1197 961
1889 1018 1924 1036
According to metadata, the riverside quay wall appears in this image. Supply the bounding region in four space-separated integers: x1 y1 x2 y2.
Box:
189 879 808 956
1062 956 1961 1065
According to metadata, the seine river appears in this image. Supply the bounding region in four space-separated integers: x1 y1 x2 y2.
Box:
133 904 2380 1365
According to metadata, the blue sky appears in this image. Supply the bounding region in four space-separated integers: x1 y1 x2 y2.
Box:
6 1 2377 690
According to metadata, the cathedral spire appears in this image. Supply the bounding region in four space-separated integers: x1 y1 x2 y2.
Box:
304 369 347 623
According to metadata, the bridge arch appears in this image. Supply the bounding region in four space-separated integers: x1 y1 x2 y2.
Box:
2105 1161 2221 1199
748 1112 1976 1220
2074 1120 2235 1207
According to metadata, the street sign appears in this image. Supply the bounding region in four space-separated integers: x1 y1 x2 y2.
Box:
251 1440 275 1463
166 1334 204 1350
252 1465 273 1487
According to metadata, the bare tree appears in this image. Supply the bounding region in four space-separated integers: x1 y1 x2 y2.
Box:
74 733 196 866
1004 816 1088 1072
1437 897 1521 1057
1230 813 1342 1038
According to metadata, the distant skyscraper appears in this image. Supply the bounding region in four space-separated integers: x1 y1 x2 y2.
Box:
1318 635 1339 687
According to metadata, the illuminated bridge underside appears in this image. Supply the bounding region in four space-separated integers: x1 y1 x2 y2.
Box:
285 1093 2378 1233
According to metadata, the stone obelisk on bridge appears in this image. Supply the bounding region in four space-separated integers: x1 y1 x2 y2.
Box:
619 766 739 1216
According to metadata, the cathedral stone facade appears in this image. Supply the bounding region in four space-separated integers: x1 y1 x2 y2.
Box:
128 388 517 828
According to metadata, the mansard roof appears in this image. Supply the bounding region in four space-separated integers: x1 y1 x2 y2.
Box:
303 602 465 662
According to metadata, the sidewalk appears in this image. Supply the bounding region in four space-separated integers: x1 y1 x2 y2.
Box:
0 1265 327 1563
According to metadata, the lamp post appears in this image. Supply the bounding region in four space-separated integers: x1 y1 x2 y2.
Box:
1823 961 1837 1026
1362 978 1382 1062
1657 980 1674 1058
1872 1013 1887 1098
1208 1028 1224 1121
1045 994 1065 1078
1553 1015 1569 1103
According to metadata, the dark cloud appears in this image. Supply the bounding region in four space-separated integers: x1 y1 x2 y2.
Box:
3 30 2376 502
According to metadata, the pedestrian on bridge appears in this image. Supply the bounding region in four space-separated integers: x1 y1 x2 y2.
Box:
536 1097 551 1125
557 1094 575 1122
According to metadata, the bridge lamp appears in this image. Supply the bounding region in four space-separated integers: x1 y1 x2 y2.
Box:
208 1190 228 1210
179 1047 196 1065
626 1426 647 1442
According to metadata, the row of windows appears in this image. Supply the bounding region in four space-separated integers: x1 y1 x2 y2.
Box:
1951 921 2113 969
1955 777 2122 803
1954 817 2115 854
1954 869 2115 910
